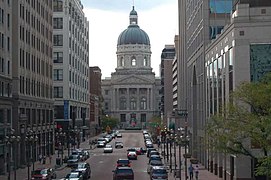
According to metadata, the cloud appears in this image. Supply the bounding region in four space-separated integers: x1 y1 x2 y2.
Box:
81 0 176 11
84 1 178 78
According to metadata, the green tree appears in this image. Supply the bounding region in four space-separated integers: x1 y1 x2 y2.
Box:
206 73 271 177
101 115 119 132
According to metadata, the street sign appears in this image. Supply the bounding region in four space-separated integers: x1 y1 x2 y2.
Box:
176 109 188 117
64 100 69 120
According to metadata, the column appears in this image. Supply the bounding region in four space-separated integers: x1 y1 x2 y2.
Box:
116 88 119 110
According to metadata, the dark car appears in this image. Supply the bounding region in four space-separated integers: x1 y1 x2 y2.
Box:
149 155 162 163
117 159 131 167
112 167 134 180
31 168 57 180
72 162 91 180
147 148 157 157
150 166 168 180
67 154 81 167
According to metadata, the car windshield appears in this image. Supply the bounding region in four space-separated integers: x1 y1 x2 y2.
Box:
67 173 79 178
32 169 47 175
153 169 167 174
150 160 163 165
69 155 78 159
105 145 112 148
118 160 129 164
77 163 86 168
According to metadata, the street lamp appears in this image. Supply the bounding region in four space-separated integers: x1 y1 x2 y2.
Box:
25 128 38 180
5 129 21 180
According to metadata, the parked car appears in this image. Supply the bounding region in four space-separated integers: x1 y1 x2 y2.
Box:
104 144 113 153
149 155 162 163
64 172 83 180
97 141 105 148
116 133 122 138
112 167 134 180
116 159 131 167
147 148 157 157
67 154 81 168
127 151 137 160
150 166 168 180
147 160 163 173
115 141 124 148
72 162 91 180
31 168 57 180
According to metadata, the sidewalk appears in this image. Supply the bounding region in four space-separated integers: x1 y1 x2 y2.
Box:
0 135 99 180
157 144 222 180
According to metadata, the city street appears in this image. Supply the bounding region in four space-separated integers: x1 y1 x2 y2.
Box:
56 130 150 179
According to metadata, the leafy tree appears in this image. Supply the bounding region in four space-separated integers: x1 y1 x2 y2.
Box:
206 73 271 177
101 115 119 131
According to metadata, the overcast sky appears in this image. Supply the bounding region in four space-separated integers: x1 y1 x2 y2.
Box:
81 0 178 78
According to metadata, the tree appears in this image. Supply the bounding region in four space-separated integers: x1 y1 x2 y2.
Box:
206 73 271 177
101 115 119 132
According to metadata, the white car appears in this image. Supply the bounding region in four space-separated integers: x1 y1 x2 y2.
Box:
103 144 113 153
116 133 122 138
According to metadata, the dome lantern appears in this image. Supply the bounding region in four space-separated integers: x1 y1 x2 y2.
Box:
117 6 150 45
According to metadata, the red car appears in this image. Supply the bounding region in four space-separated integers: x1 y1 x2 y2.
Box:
117 159 131 167
31 168 56 180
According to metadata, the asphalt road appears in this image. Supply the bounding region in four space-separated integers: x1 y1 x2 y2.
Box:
56 130 151 180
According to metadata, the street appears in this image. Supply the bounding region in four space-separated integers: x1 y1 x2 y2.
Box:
56 130 151 179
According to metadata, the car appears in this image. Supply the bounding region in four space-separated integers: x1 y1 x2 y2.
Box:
72 162 91 180
31 168 57 180
64 172 83 180
149 150 160 157
116 133 122 138
134 147 146 155
112 167 134 180
147 148 157 157
97 141 106 148
147 160 163 173
127 151 137 160
115 141 124 148
71 149 85 161
149 155 162 163
116 159 131 167
150 166 168 180
104 144 113 153
67 154 81 168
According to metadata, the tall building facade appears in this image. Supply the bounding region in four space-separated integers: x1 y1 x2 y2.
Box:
53 0 90 141
0 0 12 174
178 0 271 179
11 0 54 168
101 6 161 129
178 0 232 177
160 45 175 127
205 1 271 179
89 66 102 136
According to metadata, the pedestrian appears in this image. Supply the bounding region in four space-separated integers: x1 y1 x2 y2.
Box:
49 155 52 164
39 154 42 164
194 165 199 180
188 164 194 180
43 155 46 164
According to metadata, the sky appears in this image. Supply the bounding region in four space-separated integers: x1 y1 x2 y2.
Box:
81 0 178 78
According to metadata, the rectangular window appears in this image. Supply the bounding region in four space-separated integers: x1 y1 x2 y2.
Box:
54 86 63 98
53 17 63 29
53 52 63 63
120 114 126 122
53 35 63 46
140 114 146 122
53 69 63 81
53 0 63 12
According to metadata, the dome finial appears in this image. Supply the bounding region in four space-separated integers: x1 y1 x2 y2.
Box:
129 4 138 25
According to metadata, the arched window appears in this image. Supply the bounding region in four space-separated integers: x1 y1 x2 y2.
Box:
143 57 147 66
131 57 136 66
120 97 126 110
140 97 147 110
130 97 137 110
120 57 124 66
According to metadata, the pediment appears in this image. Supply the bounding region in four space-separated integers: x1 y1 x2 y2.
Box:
113 75 154 85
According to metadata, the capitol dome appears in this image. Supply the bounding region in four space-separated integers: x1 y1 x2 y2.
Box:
117 6 150 46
